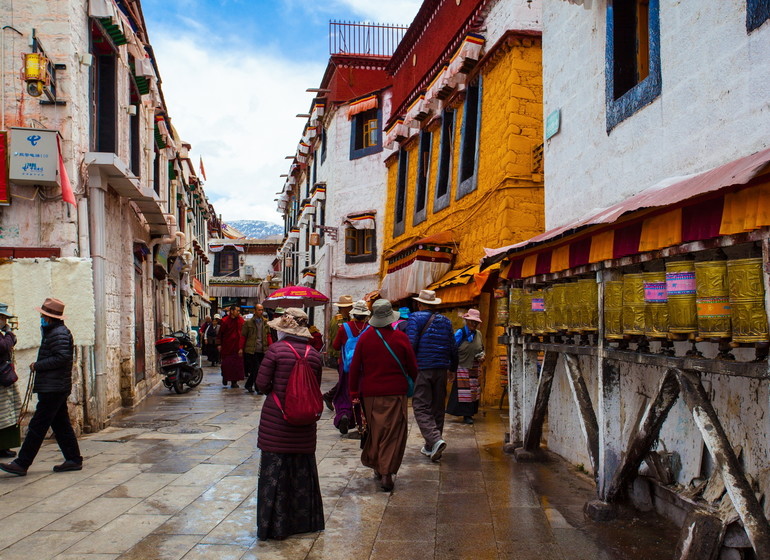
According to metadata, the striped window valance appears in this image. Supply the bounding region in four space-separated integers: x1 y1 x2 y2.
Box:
348 94 378 119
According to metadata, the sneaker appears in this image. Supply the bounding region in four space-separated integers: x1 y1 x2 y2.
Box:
430 439 447 462
420 446 431 457
323 393 334 411
53 460 83 473
338 416 349 435
0 461 27 476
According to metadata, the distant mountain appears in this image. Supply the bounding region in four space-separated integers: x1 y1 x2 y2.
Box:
225 220 283 239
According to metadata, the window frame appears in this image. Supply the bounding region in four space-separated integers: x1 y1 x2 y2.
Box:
214 247 240 277
413 129 432 226
456 79 482 200
350 107 383 160
344 227 377 264
434 108 456 213
393 149 409 238
605 0 662 132
747 0 770 32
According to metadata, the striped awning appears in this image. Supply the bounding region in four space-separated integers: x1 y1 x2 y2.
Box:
209 284 262 298
345 211 376 230
348 94 378 119
380 232 456 302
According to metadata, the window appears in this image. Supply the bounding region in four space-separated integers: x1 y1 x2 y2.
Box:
350 108 382 159
747 0 770 31
345 227 376 263
434 109 455 212
413 130 432 225
214 247 239 277
321 127 328 163
94 53 117 152
393 149 409 237
605 0 661 131
457 80 481 199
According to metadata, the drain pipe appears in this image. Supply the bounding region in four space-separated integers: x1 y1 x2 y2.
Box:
87 166 107 430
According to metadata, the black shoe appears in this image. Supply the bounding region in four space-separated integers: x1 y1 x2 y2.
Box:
323 393 334 411
245 387 254 394
53 460 83 473
0 450 16 458
0 461 27 476
463 416 474 425
231 382 239 389
380 474 394 492
222 379 227 386
338 416 349 435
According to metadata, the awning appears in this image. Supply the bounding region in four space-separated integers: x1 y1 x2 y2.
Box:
428 263 499 306
403 93 431 128
348 94 378 119
345 211 376 230
209 284 262 298
311 183 326 202
483 147 770 277
209 243 244 252
379 232 456 301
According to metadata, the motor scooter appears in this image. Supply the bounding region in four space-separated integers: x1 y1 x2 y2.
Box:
154 331 203 393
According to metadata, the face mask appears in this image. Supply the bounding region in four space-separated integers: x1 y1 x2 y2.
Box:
41 317 49 327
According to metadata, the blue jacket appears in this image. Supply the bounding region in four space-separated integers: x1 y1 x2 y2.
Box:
405 311 458 371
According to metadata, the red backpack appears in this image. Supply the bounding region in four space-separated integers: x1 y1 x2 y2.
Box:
271 342 323 425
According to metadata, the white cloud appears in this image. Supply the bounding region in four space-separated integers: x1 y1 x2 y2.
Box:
151 34 325 224
331 0 422 24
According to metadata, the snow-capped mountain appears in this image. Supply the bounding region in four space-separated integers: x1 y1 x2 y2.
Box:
225 220 283 239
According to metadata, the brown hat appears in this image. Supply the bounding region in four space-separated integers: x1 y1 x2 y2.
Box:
335 295 354 308
37 297 66 320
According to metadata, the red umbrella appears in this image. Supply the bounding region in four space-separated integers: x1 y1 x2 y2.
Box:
263 285 329 308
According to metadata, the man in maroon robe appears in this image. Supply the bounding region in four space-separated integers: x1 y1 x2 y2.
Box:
217 305 245 388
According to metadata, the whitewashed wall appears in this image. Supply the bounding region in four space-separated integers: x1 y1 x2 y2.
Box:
542 0 770 230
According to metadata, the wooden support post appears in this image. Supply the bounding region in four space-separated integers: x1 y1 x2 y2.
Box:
563 353 600 476
505 331 524 451
520 348 540 444
674 368 770 558
674 510 724 560
604 368 680 504
515 350 558 462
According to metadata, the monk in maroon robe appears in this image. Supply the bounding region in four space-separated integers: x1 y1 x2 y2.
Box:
217 305 245 388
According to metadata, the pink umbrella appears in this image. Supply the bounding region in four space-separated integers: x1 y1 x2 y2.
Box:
263 285 329 308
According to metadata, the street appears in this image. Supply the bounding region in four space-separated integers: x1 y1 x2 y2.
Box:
0 367 677 559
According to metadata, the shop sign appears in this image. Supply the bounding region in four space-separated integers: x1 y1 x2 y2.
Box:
545 109 561 140
9 127 59 186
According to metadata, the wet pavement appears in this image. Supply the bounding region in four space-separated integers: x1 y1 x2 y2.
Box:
0 366 678 559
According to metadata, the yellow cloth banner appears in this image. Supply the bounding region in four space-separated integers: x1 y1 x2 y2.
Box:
589 230 614 263
639 208 682 252
720 182 770 235
550 245 570 273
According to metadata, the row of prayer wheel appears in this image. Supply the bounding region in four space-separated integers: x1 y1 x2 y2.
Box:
506 258 769 343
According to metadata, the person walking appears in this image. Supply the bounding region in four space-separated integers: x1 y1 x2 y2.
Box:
331 300 370 435
242 304 270 394
0 298 82 476
217 305 245 388
405 289 458 462
0 304 21 458
322 295 353 410
349 300 418 492
256 308 324 541
205 315 221 366
392 307 410 332
446 309 485 425
308 325 324 351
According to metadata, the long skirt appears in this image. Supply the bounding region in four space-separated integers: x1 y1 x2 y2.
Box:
0 384 21 449
333 366 361 430
361 395 409 476
257 451 324 540
220 354 245 382
445 366 480 417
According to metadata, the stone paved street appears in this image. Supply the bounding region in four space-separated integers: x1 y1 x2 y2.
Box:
0 367 678 559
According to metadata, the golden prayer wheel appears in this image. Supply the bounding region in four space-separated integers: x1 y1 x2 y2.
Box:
565 282 581 332
495 290 509 326
577 278 599 331
552 284 568 331
508 287 523 327
666 260 698 336
727 258 769 343
544 287 558 333
694 261 731 339
622 273 646 335
604 280 624 339
643 272 668 338
521 291 534 334
532 290 546 335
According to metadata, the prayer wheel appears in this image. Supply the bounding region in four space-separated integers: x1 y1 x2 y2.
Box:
643 272 668 338
604 280 624 339
508 287 523 327
495 290 509 326
727 258 769 343
532 290 546 335
666 260 698 336
552 284 568 331
694 261 731 339
578 278 599 331
521 291 533 334
622 273 646 335
565 282 581 332
543 287 555 332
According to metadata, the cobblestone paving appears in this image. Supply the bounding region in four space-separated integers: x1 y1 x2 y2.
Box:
0 367 678 559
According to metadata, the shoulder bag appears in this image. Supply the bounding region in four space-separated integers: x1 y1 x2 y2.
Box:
0 361 17 387
374 329 414 397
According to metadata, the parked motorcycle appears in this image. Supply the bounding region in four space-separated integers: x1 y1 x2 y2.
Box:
154 331 203 393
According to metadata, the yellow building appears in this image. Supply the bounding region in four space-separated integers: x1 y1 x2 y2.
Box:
379 17 545 406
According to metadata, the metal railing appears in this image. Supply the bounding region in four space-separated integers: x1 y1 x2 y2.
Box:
329 20 408 57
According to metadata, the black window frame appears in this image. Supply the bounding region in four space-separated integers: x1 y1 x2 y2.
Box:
605 0 662 132
747 0 770 31
213 247 240 277
320 127 328 163
434 108 455 213
344 227 377 264
456 79 482 200
393 149 409 238
350 107 382 160
413 129 432 226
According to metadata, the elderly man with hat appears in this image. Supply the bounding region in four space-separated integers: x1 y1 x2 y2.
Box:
322 295 354 411
0 298 82 476
0 304 21 459
404 289 458 462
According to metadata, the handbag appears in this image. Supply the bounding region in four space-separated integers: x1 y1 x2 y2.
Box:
374 329 415 397
0 361 17 387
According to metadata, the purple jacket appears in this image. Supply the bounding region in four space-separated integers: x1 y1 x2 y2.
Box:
256 336 323 454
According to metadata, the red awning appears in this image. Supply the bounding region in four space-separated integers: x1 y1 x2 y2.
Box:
482 146 770 268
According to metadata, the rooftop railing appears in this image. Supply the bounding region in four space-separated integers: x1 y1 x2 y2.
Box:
329 20 408 57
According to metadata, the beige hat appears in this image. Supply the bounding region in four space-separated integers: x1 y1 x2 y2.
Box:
462 308 482 323
267 307 312 338
412 289 442 305
369 299 401 328
350 300 371 317
213 314 221 320
335 295 354 308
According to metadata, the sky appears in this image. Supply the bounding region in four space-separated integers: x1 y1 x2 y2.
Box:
141 0 422 225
